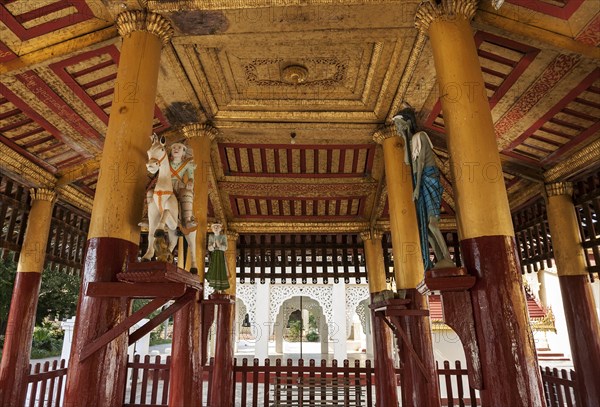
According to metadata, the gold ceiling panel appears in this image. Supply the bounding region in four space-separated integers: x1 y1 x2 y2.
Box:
174 28 412 122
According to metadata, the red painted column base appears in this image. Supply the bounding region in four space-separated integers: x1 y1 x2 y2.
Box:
559 274 600 407
63 237 135 407
0 272 42 407
370 293 399 407
461 235 545 407
398 289 440 407
208 293 235 407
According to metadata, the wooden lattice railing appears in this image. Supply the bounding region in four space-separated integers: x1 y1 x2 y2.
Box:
25 359 67 407
25 357 578 407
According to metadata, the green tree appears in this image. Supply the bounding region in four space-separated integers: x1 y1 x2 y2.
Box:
0 258 17 336
36 266 81 324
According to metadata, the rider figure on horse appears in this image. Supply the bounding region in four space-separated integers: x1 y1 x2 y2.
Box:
142 139 197 230
169 142 197 229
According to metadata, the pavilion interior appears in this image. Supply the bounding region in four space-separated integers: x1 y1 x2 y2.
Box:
1 1 599 406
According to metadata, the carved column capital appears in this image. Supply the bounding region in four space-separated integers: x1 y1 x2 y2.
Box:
360 228 384 241
545 182 573 198
225 230 239 241
116 10 173 45
30 188 57 204
415 0 478 33
372 125 401 145
181 123 219 141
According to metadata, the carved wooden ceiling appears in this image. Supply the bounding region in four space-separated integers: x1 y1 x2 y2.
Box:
0 0 598 233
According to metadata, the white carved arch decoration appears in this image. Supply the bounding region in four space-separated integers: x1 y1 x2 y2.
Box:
236 298 248 330
236 283 257 324
276 297 325 330
345 285 370 337
357 298 371 335
269 285 333 335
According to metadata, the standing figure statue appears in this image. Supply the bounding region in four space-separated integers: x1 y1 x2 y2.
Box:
392 108 454 270
141 133 198 274
206 222 230 291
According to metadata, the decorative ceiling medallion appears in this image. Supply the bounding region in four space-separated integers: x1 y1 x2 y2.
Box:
245 58 346 88
282 65 308 84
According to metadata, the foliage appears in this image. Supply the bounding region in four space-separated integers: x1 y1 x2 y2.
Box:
150 326 172 346
286 320 302 342
306 330 320 342
0 258 17 335
309 314 318 330
36 267 81 325
30 320 64 359
306 314 320 341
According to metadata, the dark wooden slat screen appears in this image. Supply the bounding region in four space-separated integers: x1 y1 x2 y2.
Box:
0 174 29 261
512 199 554 274
237 234 366 283
0 172 90 274
573 169 600 281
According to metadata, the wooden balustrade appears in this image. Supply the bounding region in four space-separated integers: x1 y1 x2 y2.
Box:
25 359 67 407
540 367 578 407
24 356 579 406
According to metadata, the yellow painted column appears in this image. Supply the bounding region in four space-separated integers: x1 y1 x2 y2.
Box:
182 123 218 281
225 230 239 296
360 229 388 294
415 1 544 405
545 183 587 277
373 126 424 289
88 10 173 243
416 1 511 240
360 229 399 406
64 10 173 407
545 182 600 406
0 188 56 407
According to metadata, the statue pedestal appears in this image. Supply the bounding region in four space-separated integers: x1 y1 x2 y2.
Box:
417 267 483 389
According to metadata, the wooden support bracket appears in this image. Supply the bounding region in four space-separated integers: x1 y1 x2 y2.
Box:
128 289 197 344
80 261 203 363
371 298 430 382
417 267 483 390
80 297 169 362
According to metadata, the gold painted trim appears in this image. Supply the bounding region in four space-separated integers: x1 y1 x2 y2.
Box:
386 32 427 123
181 123 219 141
229 221 370 234
545 182 573 198
509 183 543 211
372 125 399 145
148 0 404 11
60 186 94 213
360 228 383 241
0 143 55 187
415 0 478 33
116 10 173 45
226 230 240 240
544 139 600 182
30 188 57 203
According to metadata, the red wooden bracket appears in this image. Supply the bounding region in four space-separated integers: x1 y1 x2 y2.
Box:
417 267 483 389
129 289 197 344
372 298 430 382
85 282 187 298
80 297 169 362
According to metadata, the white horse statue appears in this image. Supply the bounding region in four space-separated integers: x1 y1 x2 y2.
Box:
141 133 198 274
